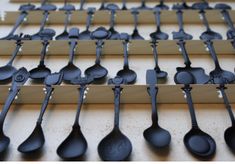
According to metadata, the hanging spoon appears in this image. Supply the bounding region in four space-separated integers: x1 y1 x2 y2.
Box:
98 76 132 161
131 9 144 40
18 72 63 154
79 0 86 10
122 0 127 10
117 33 137 84
60 28 81 83
57 76 93 160
150 9 169 40
106 4 120 40
0 67 29 154
30 28 55 81
55 0 75 40
0 34 23 81
136 0 152 10
199 10 222 41
79 8 95 40
144 69 171 148
172 10 193 40
85 27 110 81
205 40 235 84
155 0 169 10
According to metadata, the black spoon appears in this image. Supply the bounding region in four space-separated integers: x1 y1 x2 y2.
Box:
172 0 191 10
79 8 95 40
172 10 193 40
55 0 75 40
122 0 127 10
106 4 120 40
0 3 35 40
150 9 169 40
217 85 235 152
117 33 137 84
176 40 210 84
131 9 144 40
18 72 63 154
98 76 132 161
79 0 85 10
85 27 110 81
31 4 57 40
99 0 106 10
199 10 223 41
175 71 216 158
0 35 23 81
151 40 168 79
60 28 81 83
155 0 169 10
205 40 235 84
57 76 93 160
0 67 29 154
136 0 152 10
30 29 55 81
144 69 171 148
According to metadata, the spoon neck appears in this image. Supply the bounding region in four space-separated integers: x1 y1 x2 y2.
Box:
68 40 77 63
151 42 159 67
8 43 22 66
64 11 71 32
95 40 104 65
154 10 161 31
147 86 159 125
200 11 211 31
113 87 122 129
205 40 221 69
177 40 192 66
176 10 184 31
40 40 49 63
110 10 116 29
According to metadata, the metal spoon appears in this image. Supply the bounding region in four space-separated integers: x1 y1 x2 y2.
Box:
106 4 120 40
144 69 171 148
18 72 63 154
85 27 110 81
172 10 193 40
136 0 152 10
30 29 55 81
79 8 95 40
0 35 23 81
205 40 235 84
55 0 75 40
57 76 93 160
79 0 85 10
199 10 223 41
131 9 144 40
98 76 132 161
117 33 137 84
0 67 29 154
60 28 81 83
150 9 169 40
122 0 127 10
176 40 210 84
155 0 169 10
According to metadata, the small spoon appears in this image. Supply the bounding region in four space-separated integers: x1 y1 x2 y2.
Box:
150 9 169 40
18 72 63 154
106 4 120 40
131 9 144 40
172 10 193 40
205 40 235 84
57 76 93 160
121 0 127 10
85 27 110 81
0 67 29 154
55 0 75 40
199 10 223 41
155 0 169 10
79 8 95 40
136 0 152 10
0 34 23 81
98 76 132 161
117 33 137 84
30 29 55 81
144 69 171 148
60 28 81 83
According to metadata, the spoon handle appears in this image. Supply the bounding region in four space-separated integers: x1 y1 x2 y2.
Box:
39 40 49 65
37 86 54 125
7 42 22 66
147 86 158 126
151 41 160 71
38 11 49 33
68 40 77 64
79 0 85 10
182 85 199 129
122 0 127 10
176 10 184 32
109 10 116 30
218 85 235 126
113 86 122 129
221 10 235 31
177 40 192 67
86 8 95 31
95 40 104 65
63 10 71 33
154 9 161 31
200 10 211 32
99 0 106 10
123 41 129 69
132 10 139 31
8 11 28 36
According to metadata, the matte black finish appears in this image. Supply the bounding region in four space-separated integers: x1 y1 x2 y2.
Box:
136 0 152 10
117 33 137 84
79 8 95 40
0 36 23 81
154 0 169 10
144 70 171 148
199 10 223 41
0 67 29 154
151 40 168 79
172 0 191 10
176 40 210 84
98 76 132 161
18 72 63 154
205 40 235 84
172 10 193 40
150 9 169 40
131 9 145 40
60 28 81 83
57 76 93 160
107 4 120 40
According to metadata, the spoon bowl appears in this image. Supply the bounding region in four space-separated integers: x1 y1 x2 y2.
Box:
85 64 108 80
60 63 81 82
150 31 168 40
30 65 51 80
117 69 136 84
0 66 17 81
173 30 193 40
224 126 235 151
210 69 235 84
200 31 223 41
